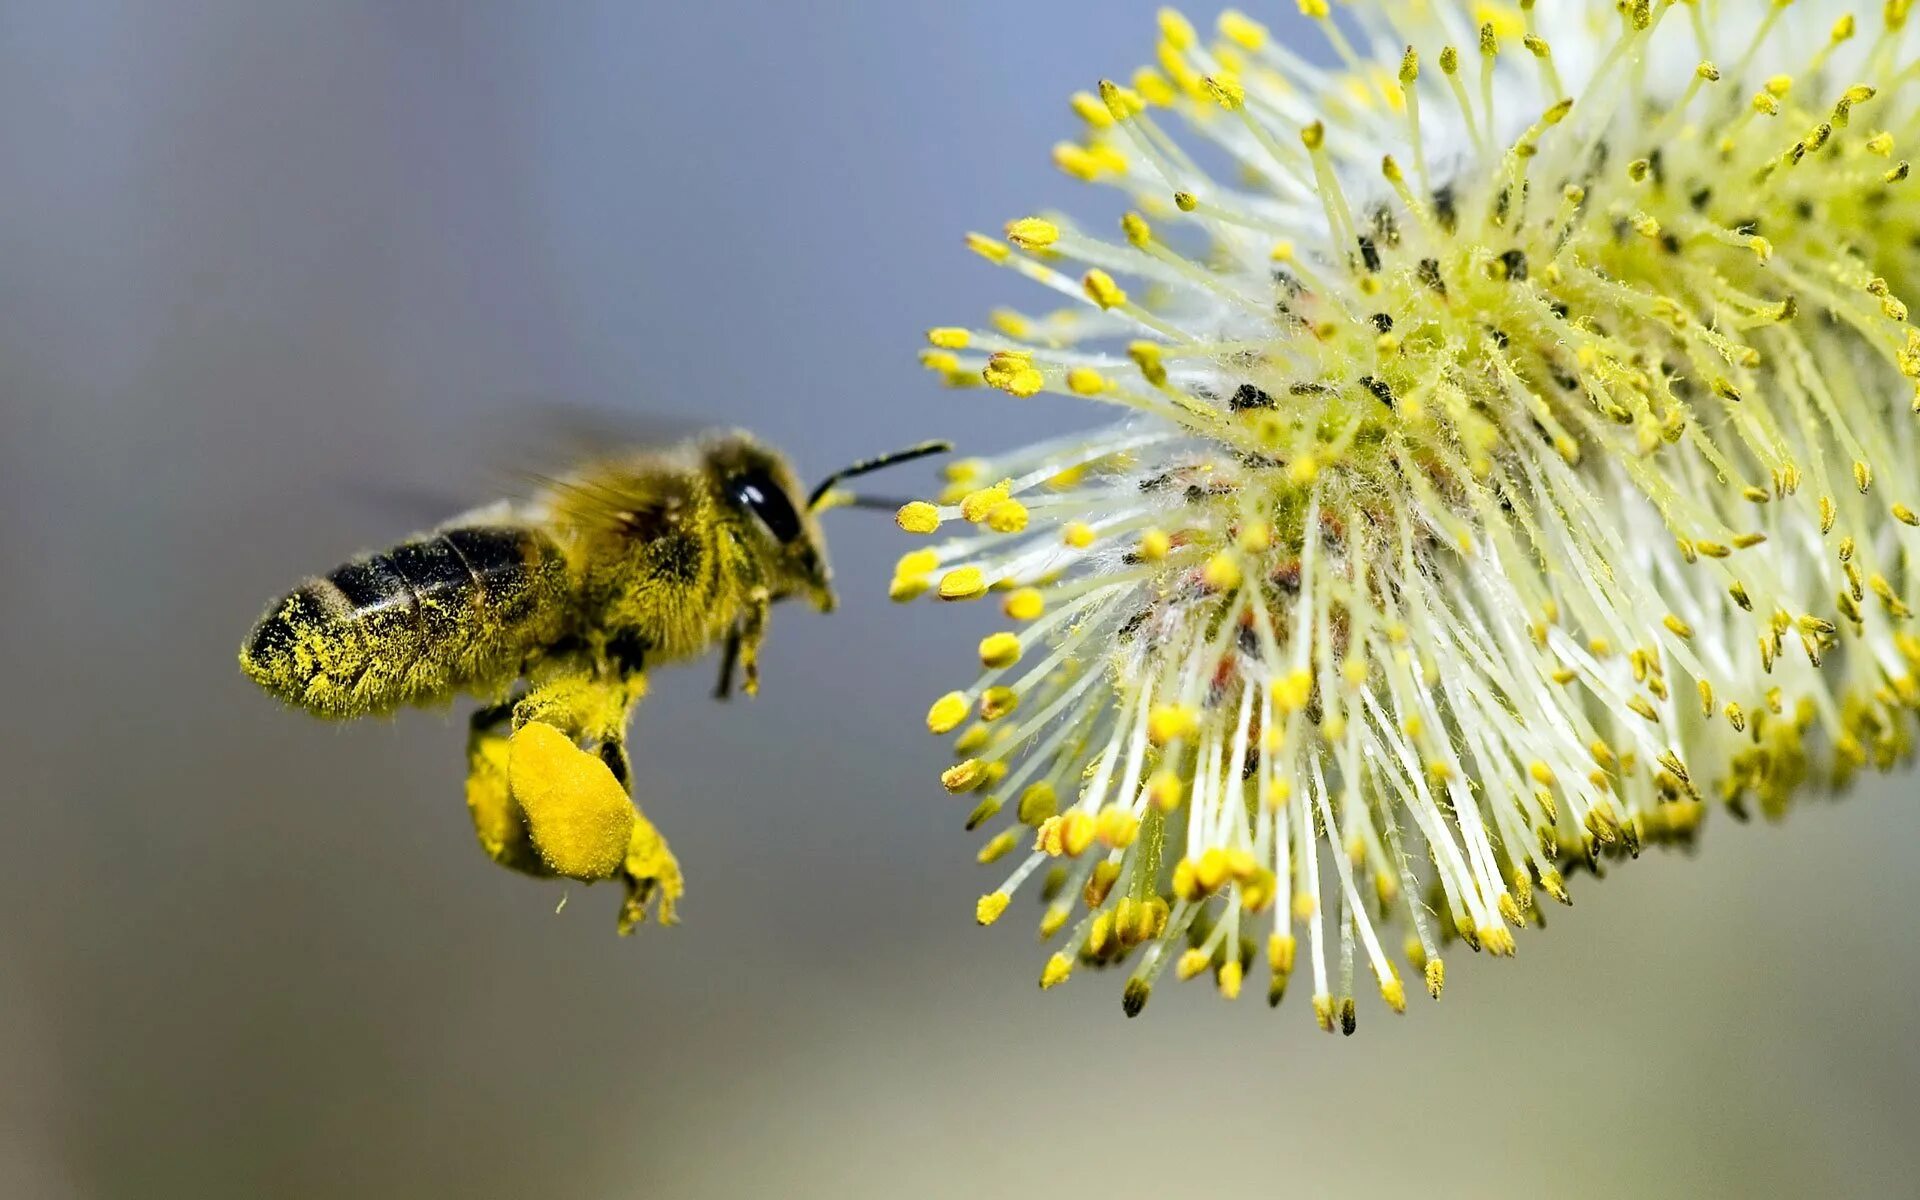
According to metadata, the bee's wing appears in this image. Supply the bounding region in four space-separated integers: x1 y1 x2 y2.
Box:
348 400 721 529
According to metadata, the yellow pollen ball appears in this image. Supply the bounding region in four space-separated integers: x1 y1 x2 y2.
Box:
938 566 988 601
979 632 1023 669
1066 367 1107 395
506 721 637 881
1003 587 1046 621
927 691 969 735
959 481 1011 523
895 501 941 534
1064 521 1097 548
976 891 1011 926
1147 703 1199 745
1148 771 1183 810
1083 269 1127 309
942 758 988 793
1139 529 1172 560
1004 217 1059 248
985 498 1029 533
1203 552 1242 591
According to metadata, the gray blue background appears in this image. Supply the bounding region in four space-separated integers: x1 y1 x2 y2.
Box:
2 3 1916 1196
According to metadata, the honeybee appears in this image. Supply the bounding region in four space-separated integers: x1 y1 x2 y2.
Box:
241 430 948 932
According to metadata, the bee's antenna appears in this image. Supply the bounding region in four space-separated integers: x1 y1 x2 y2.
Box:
807 440 953 512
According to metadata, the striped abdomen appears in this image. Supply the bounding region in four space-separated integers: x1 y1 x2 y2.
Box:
241 525 571 718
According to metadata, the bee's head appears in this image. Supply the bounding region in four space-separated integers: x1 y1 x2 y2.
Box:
703 433 837 613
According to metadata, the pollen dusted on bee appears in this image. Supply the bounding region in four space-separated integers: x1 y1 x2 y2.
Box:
902 1 1920 1026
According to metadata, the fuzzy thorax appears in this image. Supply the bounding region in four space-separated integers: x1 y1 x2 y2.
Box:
901 1 1920 1025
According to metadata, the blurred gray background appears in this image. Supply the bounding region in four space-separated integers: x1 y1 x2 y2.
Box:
2 3 1917 1197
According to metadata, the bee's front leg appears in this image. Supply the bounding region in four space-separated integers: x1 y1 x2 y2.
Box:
738 587 771 696
712 626 743 701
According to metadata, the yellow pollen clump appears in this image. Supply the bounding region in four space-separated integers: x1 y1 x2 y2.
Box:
1040 953 1073 989
1064 521 1097 548
983 352 1044 397
1271 668 1313 713
937 566 988 601
1138 529 1172 560
506 721 636 881
978 632 1023 669
1083 269 1127 309
926 691 969 735
1202 551 1242 591
1004 217 1059 248
1147 703 1199 745
1003 587 1045 621
895 501 941 534
1067 367 1107 395
959 479 1012 523
941 758 989 794
985 498 1029 533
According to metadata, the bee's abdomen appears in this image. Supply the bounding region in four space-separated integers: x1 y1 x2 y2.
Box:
241 525 569 718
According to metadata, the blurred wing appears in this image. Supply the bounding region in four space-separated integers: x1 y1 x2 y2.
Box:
345 399 720 529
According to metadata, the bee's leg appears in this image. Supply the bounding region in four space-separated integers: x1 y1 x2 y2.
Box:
737 587 771 696
598 735 632 787
712 625 743 701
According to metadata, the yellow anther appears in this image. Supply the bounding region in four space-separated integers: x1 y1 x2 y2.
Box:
927 692 969 735
1300 120 1326 151
1096 806 1140 849
1175 948 1211 981
941 758 989 794
938 566 988 601
1297 0 1330 17
1003 587 1045 621
1238 522 1270 553
1218 9 1268 49
1202 73 1245 110
1202 551 1242 591
978 631 1023 669
1138 528 1172 560
985 498 1029 533
1663 614 1695 640
1869 132 1896 156
965 231 1011 263
1051 142 1103 182
1064 521 1096 549
1128 340 1168 386
1895 503 1920 526
1004 217 1059 249
1083 269 1127 310
1132 67 1175 107
1217 960 1244 1000
1121 211 1152 248
976 891 1011 926
980 686 1019 721
1039 953 1072 989
895 500 941 534
1066 367 1107 396
1016 783 1056 826
925 327 970 350
1148 703 1200 746
959 480 1012 523
1271 668 1313 713
1270 239 1295 262
1069 90 1113 128
1097 78 1143 121
1439 46 1460 75
975 829 1017 864
1148 770 1183 810
983 352 1044 397
918 350 959 374
1158 7 1197 48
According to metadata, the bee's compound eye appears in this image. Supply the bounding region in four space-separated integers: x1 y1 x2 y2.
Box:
728 468 803 543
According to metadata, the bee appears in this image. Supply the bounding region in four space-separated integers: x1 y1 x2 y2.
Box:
240 430 948 932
